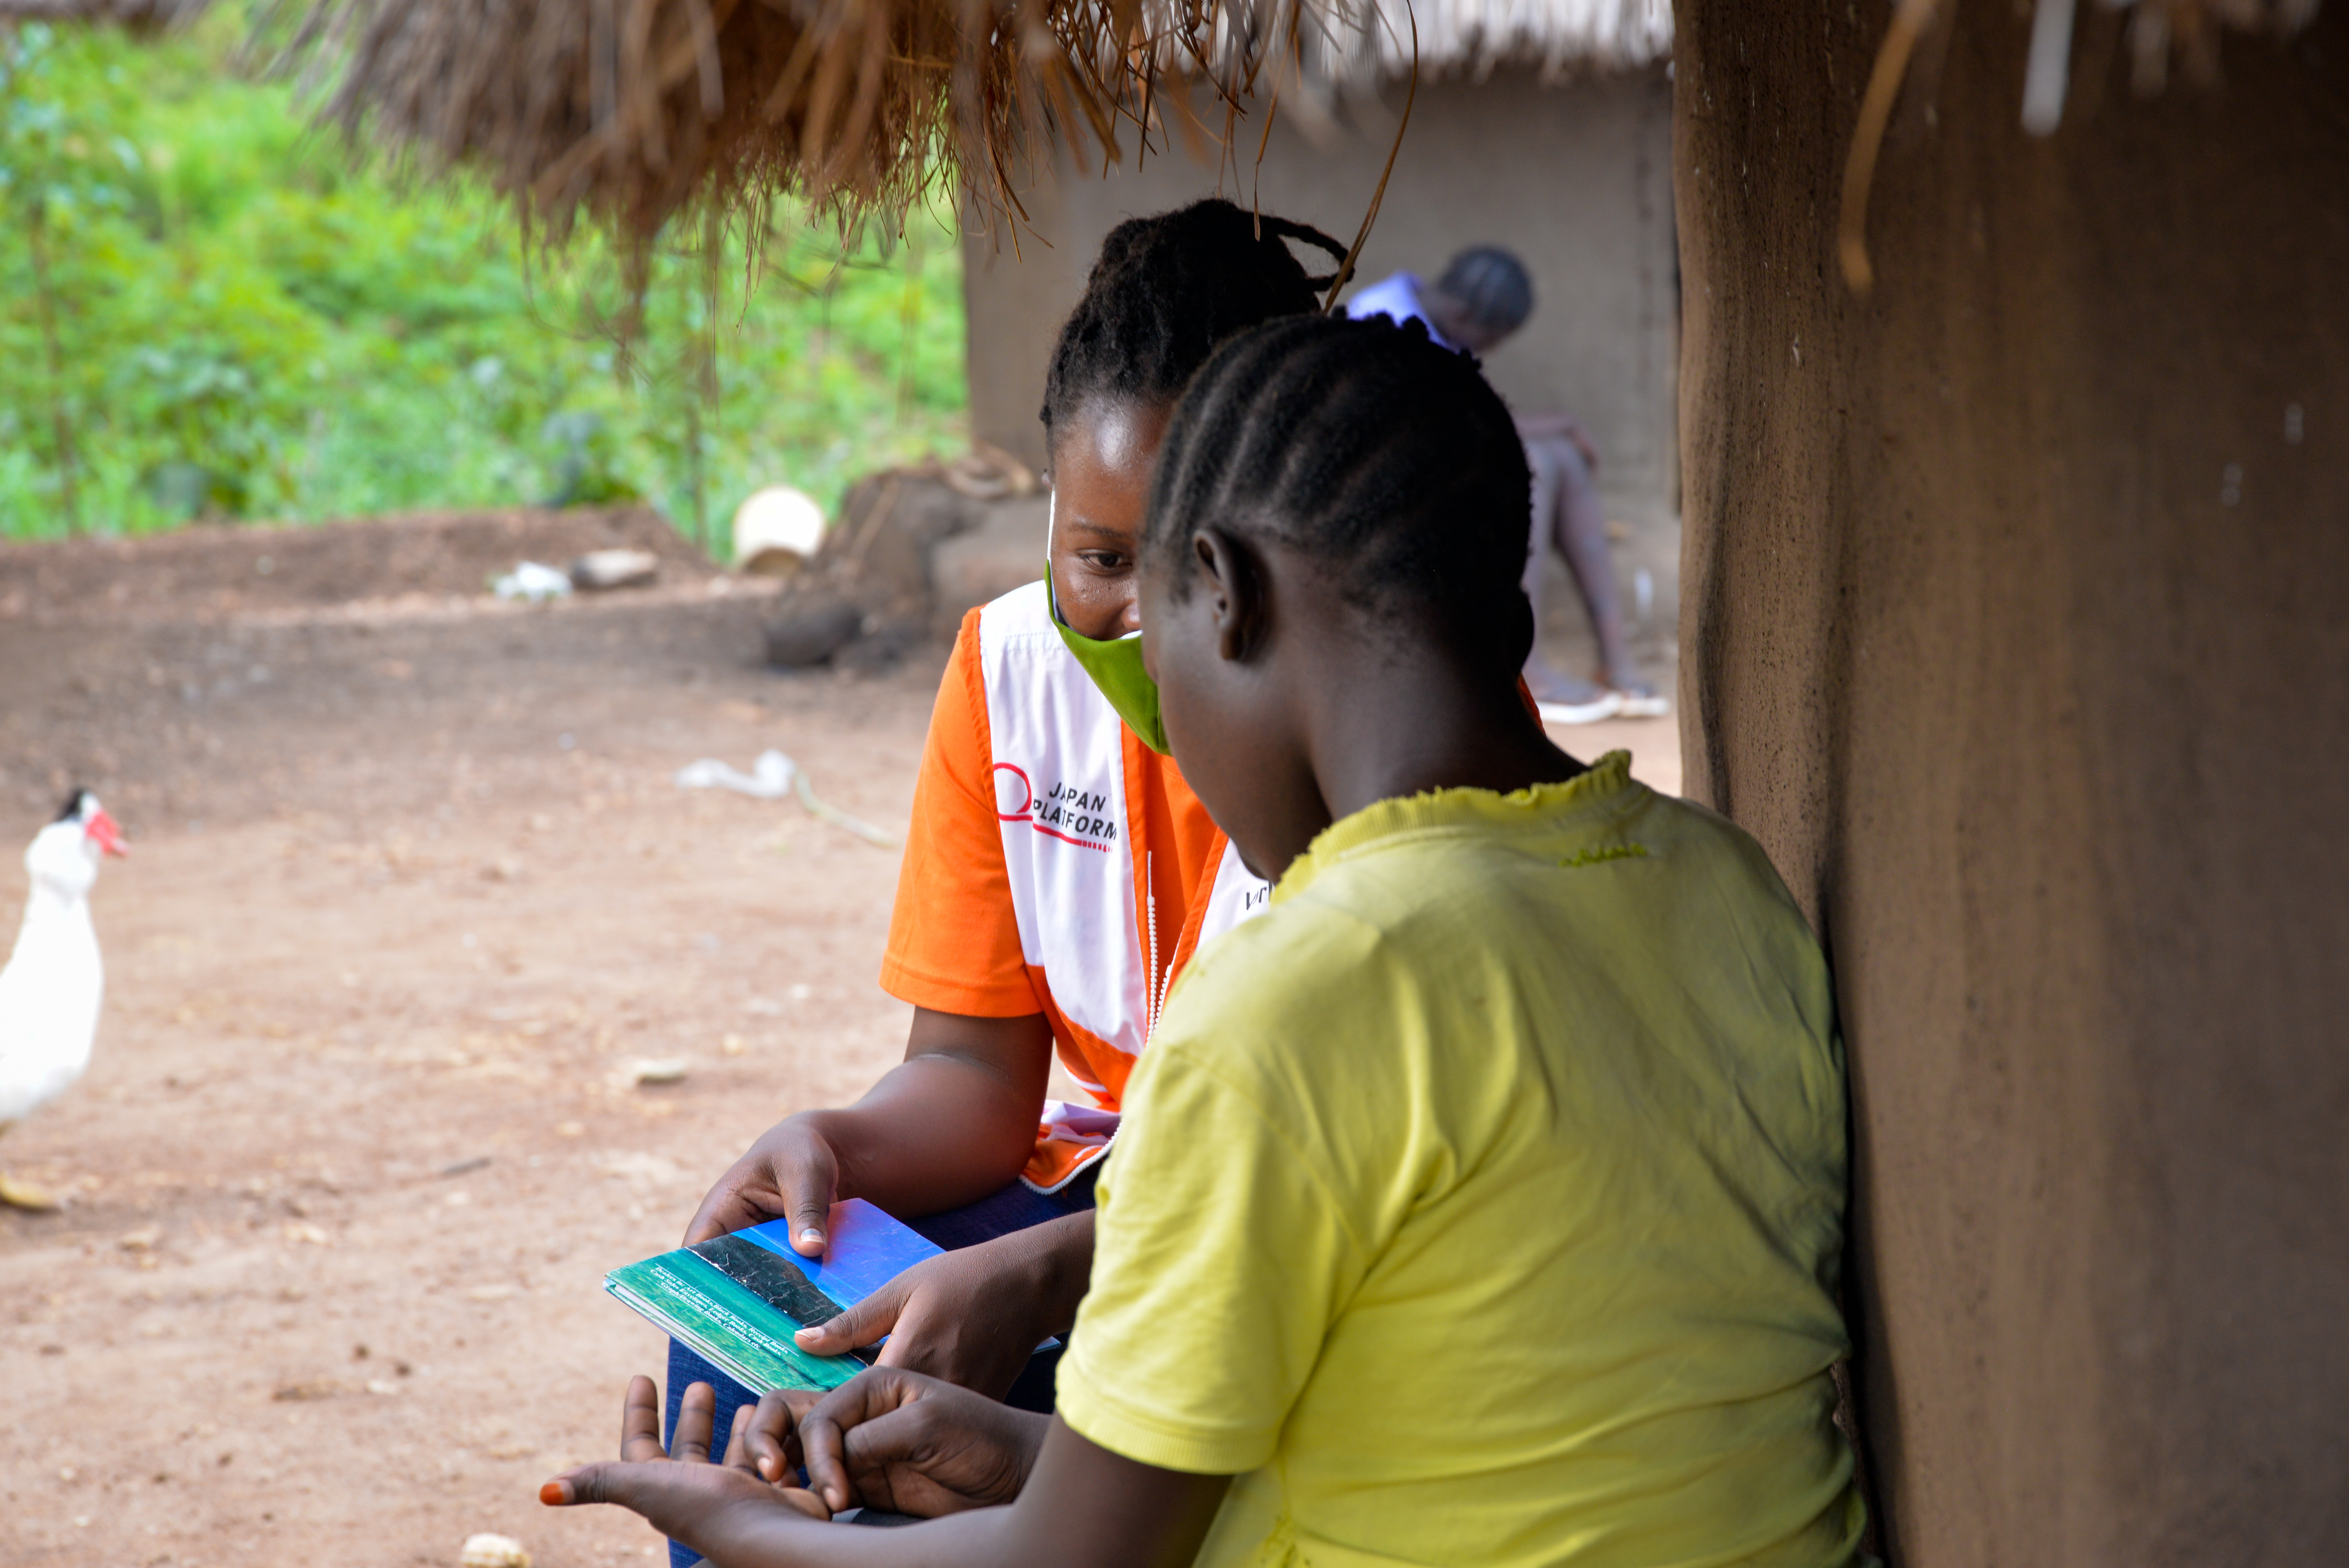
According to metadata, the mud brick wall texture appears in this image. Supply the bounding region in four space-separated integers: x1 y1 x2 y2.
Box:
1672 3 2349 1561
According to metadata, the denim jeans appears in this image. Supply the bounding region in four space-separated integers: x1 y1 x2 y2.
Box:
663 1168 1100 1567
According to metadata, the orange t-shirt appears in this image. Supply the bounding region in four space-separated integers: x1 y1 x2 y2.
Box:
880 606 1244 1188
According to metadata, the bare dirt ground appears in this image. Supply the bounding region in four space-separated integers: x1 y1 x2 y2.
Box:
0 509 1678 1568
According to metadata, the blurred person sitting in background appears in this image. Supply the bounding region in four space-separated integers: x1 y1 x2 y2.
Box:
1346 246 1668 722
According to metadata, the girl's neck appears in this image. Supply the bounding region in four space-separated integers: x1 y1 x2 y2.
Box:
1314 672 1581 824
1237 644 1584 881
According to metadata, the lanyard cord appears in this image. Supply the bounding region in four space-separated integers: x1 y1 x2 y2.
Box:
1144 850 1176 1041
1145 850 1160 1040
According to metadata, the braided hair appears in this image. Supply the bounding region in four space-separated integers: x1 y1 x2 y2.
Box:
1040 199 1349 449
1144 313 1533 670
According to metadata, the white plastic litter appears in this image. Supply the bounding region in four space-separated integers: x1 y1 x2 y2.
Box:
460 1533 532 1568
674 749 898 848
490 561 572 602
675 750 794 799
733 486 827 576
568 548 659 591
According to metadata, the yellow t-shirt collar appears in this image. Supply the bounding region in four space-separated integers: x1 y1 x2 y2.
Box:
1276 749 1641 905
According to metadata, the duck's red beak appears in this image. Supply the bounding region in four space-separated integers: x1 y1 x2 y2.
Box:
85 807 128 858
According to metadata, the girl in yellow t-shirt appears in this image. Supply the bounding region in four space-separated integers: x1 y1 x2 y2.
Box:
660 202 1348 1541
548 314 1865 1568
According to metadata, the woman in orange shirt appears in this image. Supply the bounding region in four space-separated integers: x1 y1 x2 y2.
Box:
668 200 1348 1498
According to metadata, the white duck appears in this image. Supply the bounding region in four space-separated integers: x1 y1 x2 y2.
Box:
0 790 126 1210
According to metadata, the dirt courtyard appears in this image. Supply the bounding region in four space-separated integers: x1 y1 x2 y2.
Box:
0 511 1679 1568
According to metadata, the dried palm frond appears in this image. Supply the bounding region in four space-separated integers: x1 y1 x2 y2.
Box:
2120 0 2322 96
255 0 1669 261
264 0 996 248
256 0 1329 258
1839 0 2324 291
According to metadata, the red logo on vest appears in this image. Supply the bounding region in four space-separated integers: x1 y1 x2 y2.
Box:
993 762 1035 821
994 763 1115 852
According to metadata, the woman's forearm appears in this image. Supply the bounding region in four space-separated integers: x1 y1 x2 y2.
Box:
820 1010 1057 1216
683 1011 1058 1247
686 1493 1028 1568
681 1419 1224 1568
1009 1210 1095 1336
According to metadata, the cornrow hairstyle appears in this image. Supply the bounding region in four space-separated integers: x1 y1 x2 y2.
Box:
1434 245 1535 338
1144 313 1533 671
1039 198 1349 448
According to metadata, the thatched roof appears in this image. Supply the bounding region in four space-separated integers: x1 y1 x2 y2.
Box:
23 0 2310 273
1306 0 1669 81
261 0 1176 247
244 0 1675 257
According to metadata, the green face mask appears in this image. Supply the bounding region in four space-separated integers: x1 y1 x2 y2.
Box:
1046 561 1169 754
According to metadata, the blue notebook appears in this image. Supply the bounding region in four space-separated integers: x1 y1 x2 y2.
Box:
604 1199 943 1395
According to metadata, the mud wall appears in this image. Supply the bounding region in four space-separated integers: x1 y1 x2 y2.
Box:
962 67 1680 538
1673 3 2349 1561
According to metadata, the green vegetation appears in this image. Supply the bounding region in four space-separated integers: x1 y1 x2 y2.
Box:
0 12 967 549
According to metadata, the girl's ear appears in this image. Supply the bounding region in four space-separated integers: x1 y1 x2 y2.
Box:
1194 528 1269 663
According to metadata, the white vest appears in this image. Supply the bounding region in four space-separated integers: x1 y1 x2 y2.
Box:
977 579 1270 1105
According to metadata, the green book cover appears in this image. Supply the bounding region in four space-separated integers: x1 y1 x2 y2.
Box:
605 1198 946 1395
606 1250 865 1395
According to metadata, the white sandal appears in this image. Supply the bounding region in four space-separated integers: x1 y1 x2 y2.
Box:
1535 691 1624 725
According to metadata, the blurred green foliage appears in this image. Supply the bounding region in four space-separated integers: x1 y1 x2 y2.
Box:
0 12 967 549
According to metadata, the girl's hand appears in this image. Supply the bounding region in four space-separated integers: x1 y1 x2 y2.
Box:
541 1376 829 1547
779 1366 1048 1518
790 1213 1093 1399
